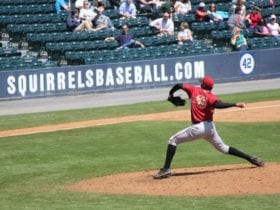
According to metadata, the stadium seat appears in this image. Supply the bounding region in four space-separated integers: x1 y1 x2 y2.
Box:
103 9 119 19
65 51 85 65
105 40 119 49
0 45 21 57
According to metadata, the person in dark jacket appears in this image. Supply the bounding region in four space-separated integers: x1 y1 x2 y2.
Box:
105 24 145 49
66 9 92 32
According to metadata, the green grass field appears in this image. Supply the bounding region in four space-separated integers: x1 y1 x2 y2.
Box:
0 89 279 210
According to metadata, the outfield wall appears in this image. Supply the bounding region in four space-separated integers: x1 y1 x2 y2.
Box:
1 48 280 100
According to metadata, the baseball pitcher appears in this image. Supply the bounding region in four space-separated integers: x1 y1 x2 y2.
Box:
154 76 264 179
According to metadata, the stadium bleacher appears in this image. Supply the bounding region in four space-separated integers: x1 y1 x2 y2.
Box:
0 0 280 70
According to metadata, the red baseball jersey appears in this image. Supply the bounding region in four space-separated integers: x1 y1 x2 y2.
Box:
182 84 218 123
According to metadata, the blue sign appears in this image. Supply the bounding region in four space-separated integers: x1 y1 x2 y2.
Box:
0 48 280 100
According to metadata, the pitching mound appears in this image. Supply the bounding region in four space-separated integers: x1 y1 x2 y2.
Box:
67 162 280 197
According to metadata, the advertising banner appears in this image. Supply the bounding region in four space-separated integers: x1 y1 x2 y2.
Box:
0 48 279 100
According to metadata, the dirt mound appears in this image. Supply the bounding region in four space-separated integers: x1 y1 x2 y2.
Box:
67 163 280 197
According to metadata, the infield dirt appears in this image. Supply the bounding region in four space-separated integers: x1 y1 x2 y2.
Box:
67 163 280 197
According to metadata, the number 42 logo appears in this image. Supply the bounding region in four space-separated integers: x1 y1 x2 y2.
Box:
240 53 255 75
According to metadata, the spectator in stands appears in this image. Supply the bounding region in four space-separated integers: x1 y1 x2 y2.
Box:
229 0 246 20
254 18 271 37
136 0 170 15
195 2 209 22
230 26 248 51
92 5 115 30
195 2 221 23
55 0 71 13
136 0 157 14
174 0 192 15
119 0 137 19
149 12 174 36
105 24 145 49
245 6 262 29
177 22 193 45
75 0 86 9
207 3 227 22
154 0 171 12
267 14 280 37
79 1 97 21
66 9 93 31
228 7 246 30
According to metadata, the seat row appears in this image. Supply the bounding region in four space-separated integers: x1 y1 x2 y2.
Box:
7 23 68 42
46 40 119 60
248 36 280 50
191 0 280 8
0 55 58 71
26 26 156 51
84 45 215 65
65 41 217 65
0 13 64 28
0 46 21 57
6 15 149 41
191 21 228 37
211 29 254 46
0 0 54 6
45 34 180 60
0 4 55 15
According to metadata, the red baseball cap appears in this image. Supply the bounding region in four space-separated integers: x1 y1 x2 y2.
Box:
201 76 214 90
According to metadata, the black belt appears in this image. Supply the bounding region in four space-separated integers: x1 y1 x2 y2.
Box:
192 121 212 124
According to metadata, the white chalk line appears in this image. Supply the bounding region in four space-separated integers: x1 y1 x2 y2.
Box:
217 104 280 113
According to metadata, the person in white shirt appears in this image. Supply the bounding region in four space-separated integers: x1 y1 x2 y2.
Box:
174 0 191 14
267 14 280 36
79 1 97 21
229 0 246 20
75 0 86 9
119 0 137 19
149 12 174 36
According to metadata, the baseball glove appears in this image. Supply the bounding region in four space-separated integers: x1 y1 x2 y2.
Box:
168 96 186 106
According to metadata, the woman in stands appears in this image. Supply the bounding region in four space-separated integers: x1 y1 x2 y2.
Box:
177 22 193 45
229 0 246 20
245 6 262 29
207 3 224 22
230 26 248 51
267 14 280 37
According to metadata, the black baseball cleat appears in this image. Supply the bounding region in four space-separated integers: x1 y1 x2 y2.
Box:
249 157 265 167
153 168 171 179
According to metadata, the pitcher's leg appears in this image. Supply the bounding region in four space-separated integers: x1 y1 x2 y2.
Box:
205 123 264 167
154 124 205 179
204 123 230 154
164 125 204 168
162 127 195 171
169 124 205 146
